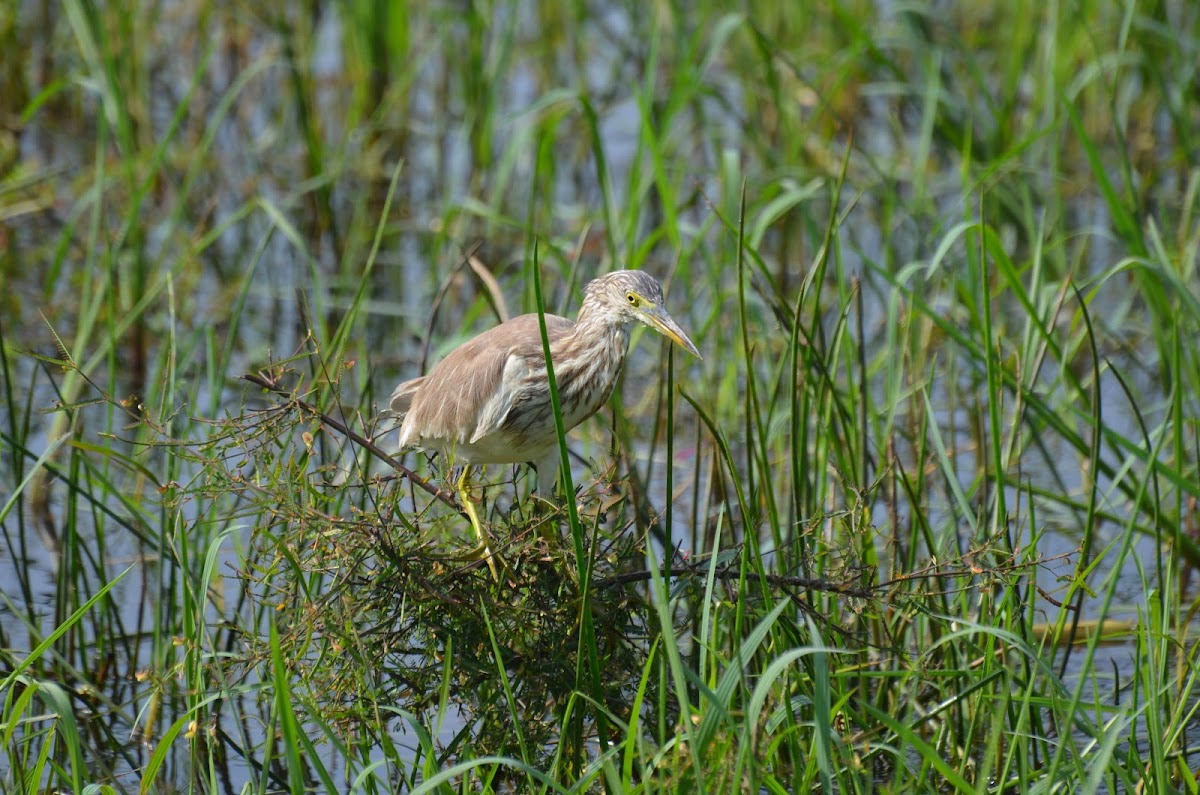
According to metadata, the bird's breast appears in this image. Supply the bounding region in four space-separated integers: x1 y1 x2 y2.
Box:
500 325 629 444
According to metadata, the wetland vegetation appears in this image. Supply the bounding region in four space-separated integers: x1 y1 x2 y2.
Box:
3 0 1200 792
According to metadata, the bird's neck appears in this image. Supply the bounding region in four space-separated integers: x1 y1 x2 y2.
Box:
568 307 631 360
551 310 631 405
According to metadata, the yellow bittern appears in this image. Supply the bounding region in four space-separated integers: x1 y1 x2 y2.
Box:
388 270 700 576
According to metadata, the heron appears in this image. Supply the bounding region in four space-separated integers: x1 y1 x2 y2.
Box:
388 269 700 577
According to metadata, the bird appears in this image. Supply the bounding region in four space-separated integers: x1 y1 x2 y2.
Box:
388 269 700 577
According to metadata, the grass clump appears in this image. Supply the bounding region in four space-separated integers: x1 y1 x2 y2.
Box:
3 0 1200 792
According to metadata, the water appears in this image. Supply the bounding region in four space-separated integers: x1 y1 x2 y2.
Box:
2 0 1192 788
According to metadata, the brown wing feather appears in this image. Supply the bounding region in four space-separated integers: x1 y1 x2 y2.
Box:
397 313 574 449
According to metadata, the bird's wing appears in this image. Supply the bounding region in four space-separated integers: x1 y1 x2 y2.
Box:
399 313 572 449
470 353 530 444
469 314 574 443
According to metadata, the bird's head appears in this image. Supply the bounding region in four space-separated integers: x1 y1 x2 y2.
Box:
585 270 701 358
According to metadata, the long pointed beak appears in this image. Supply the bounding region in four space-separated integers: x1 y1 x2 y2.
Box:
643 305 701 359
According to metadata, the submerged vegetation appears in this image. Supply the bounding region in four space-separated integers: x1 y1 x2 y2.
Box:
3 0 1200 792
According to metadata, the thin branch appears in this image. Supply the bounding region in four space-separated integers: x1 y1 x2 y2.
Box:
240 370 465 515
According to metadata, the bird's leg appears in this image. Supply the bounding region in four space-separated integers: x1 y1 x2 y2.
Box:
528 453 565 542
457 466 500 581
533 452 561 499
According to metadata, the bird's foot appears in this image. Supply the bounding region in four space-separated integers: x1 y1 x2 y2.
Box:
442 535 502 581
523 493 564 542
456 479 501 582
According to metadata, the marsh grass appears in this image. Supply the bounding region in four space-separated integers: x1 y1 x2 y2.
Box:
4 0 1200 792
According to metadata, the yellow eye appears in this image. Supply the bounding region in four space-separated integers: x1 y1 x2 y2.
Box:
625 292 638 305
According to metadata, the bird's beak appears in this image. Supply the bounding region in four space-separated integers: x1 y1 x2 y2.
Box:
643 305 702 359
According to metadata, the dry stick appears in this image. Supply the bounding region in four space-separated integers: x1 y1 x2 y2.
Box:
595 547 1068 599
240 371 466 516
418 242 488 373
593 563 877 598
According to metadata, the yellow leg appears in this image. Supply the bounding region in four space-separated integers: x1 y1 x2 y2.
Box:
458 467 499 581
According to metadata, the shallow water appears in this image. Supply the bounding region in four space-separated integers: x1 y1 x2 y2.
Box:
2 0 1193 788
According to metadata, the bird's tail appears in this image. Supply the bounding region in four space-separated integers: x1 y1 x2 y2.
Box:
387 376 425 416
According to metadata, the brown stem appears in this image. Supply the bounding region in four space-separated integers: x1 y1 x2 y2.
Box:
240 371 466 516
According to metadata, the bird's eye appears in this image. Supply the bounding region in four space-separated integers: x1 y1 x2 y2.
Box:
625 292 638 305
